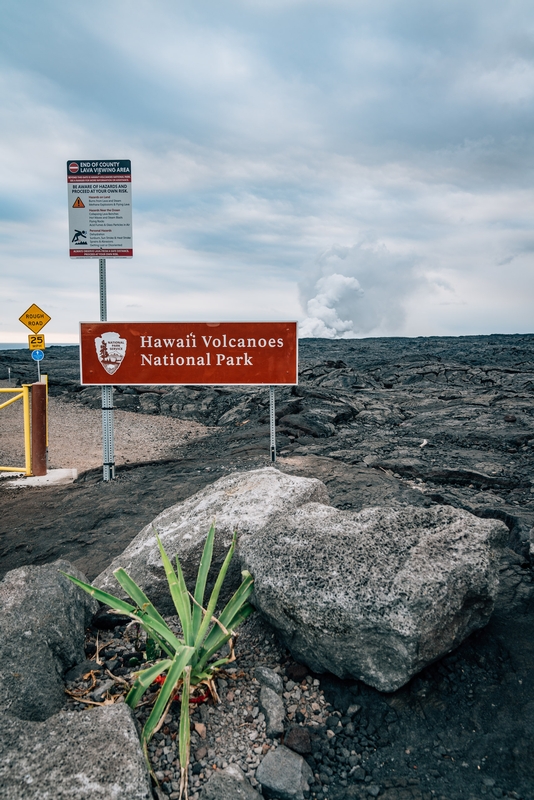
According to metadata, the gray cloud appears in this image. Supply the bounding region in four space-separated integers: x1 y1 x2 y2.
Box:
0 0 533 340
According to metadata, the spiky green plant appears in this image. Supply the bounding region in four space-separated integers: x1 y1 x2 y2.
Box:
63 524 254 799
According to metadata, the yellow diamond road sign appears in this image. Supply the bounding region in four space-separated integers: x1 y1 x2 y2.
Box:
19 304 51 332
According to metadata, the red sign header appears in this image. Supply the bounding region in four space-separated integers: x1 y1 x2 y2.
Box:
80 322 298 386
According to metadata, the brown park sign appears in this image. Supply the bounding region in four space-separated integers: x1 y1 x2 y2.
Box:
80 322 298 386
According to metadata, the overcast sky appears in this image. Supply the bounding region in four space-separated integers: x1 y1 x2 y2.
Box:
1 0 533 342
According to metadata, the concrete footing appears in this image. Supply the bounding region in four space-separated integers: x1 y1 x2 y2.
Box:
1 469 78 488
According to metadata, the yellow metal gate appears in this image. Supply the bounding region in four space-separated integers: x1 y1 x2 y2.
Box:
0 385 32 475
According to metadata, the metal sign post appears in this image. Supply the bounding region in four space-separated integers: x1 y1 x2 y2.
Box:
269 385 276 463
99 258 115 481
31 349 44 381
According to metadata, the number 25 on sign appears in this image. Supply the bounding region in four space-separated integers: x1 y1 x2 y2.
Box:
28 334 45 351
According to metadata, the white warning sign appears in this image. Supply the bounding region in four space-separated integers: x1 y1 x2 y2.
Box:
67 160 133 258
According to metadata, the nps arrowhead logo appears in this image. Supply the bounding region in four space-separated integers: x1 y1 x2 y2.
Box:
95 332 127 375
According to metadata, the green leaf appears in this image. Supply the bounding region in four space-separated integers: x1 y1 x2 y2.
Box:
112 568 177 658
196 571 254 666
156 534 193 646
217 571 254 629
193 531 237 650
201 655 231 671
179 665 192 799
191 654 233 683
134 616 184 653
61 572 137 615
146 636 162 662
189 668 214 683
113 568 169 629
141 646 195 747
192 522 215 639
125 659 172 708
196 602 254 673
61 572 184 654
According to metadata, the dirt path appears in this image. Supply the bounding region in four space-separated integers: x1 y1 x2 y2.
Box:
0 382 210 474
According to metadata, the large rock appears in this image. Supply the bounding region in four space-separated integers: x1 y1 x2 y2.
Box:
0 560 99 720
200 763 262 799
255 745 313 800
94 467 328 614
240 504 508 692
0 704 152 799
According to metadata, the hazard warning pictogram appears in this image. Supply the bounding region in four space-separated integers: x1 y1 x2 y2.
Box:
72 197 85 208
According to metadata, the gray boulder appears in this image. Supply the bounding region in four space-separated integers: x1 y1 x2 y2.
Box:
94 467 328 613
0 704 152 799
0 560 98 720
200 763 262 799
240 503 508 692
255 745 313 800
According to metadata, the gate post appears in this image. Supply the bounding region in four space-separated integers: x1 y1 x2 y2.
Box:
22 385 32 476
31 382 47 477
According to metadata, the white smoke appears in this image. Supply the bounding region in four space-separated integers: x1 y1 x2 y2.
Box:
298 273 363 339
299 242 419 338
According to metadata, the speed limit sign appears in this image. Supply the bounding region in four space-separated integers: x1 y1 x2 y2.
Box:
28 334 46 351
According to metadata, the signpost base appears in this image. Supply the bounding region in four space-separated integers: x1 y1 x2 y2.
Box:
269 386 276 463
101 385 115 481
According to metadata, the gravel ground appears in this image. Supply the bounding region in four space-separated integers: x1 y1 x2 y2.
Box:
60 552 534 800
63 552 534 800
65 612 336 800
0 381 210 474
